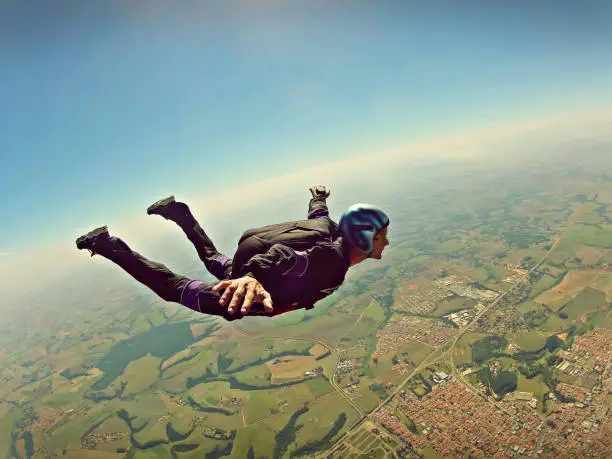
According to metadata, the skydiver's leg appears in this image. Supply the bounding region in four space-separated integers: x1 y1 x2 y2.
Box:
74 227 241 320
147 196 232 281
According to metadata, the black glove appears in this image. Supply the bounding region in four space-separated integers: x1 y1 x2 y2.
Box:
309 185 331 199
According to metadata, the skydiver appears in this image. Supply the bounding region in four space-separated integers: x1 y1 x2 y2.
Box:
75 186 390 321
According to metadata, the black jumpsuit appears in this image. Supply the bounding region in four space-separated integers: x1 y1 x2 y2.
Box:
95 196 351 321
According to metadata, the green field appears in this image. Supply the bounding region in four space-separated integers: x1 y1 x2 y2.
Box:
531 274 560 298
559 287 609 320
433 296 478 317
514 331 549 351
363 299 387 323
562 224 612 248
305 376 334 397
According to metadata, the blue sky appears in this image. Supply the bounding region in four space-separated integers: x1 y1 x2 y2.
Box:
1 0 611 251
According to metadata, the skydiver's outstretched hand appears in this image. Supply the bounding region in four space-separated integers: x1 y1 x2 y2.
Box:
212 276 273 316
309 185 330 199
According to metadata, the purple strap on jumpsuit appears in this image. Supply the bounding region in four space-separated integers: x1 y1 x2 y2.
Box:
180 280 205 312
210 254 231 280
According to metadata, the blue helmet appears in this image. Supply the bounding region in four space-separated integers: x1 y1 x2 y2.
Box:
339 203 390 255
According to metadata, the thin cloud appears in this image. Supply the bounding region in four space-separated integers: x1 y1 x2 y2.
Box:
1 108 611 308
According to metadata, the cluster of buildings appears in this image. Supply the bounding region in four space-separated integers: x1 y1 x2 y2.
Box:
376 317 458 355
572 327 612 367
81 432 126 449
370 325 612 457
555 327 611 387
385 377 611 457
476 306 528 334
556 382 592 404
443 303 485 328
397 380 537 457
371 408 425 452
394 283 452 314
435 277 499 302
503 391 538 409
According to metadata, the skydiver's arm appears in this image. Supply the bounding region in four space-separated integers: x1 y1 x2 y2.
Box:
307 185 331 219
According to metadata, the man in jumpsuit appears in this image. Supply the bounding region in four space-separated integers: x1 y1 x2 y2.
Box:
75 186 390 321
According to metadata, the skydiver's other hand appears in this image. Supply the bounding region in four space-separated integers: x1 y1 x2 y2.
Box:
309 185 330 199
212 276 274 316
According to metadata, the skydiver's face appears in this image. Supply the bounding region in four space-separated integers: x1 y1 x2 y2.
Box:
370 227 390 260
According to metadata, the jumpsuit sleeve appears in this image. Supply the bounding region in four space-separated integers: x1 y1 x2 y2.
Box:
307 197 330 219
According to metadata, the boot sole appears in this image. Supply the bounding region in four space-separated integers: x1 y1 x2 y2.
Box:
76 226 109 250
147 195 176 215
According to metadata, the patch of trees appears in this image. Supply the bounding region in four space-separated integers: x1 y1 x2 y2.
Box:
185 396 234 416
166 422 195 442
85 381 127 402
494 370 518 397
524 309 549 328
480 367 517 398
205 441 234 459
471 336 508 364
60 366 91 380
171 443 198 453
502 230 545 249
274 405 310 459
15 404 38 429
545 335 564 352
92 321 211 391
369 383 388 400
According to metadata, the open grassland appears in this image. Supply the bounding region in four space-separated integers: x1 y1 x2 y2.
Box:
0 409 15 459
562 224 612 248
513 331 550 351
371 340 433 382
336 316 380 350
531 274 560 298
534 269 600 310
589 272 612 301
452 332 492 366
354 376 389 412
559 287 610 321
121 355 161 396
517 373 549 400
309 343 330 358
433 296 478 317
574 244 606 265
540 314 571 333
266 355 318 382
305 376 334 397
364 298 387 323
223 338 312 373
290 393 359 457
232 365 272 387
567 203 607 226
160 348 194 371
243 390 277 425
42 407 112 452
187 380 245 412
231 421 277 458
516 300 543 314
277 306 365 346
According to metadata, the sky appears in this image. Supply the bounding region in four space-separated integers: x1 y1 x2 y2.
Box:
1 0 612 255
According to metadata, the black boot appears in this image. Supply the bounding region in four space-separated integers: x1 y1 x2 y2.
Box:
75 226 111 256
146 195 190 220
